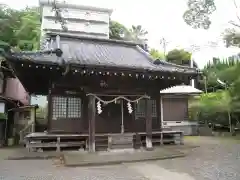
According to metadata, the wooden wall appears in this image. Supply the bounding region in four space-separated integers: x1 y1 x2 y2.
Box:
46 71 190 134
162 96 188 122
48 93 161 134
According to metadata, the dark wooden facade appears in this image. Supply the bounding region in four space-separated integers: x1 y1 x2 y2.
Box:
43 66 193 135
47 92 189 134
3 34 200 151
47 76 166 134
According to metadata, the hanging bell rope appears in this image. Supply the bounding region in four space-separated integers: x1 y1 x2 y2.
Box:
86 93 150 104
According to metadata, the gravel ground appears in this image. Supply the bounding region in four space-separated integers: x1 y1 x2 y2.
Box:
0 137 240 180
154 138 240 180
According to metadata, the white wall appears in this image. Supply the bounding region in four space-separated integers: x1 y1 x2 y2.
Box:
40 2 112 42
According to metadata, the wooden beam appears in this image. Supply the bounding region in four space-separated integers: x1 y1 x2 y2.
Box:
88 95 96 152
145 99 153 150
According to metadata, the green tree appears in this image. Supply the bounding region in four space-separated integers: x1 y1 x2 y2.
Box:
189 90 239 126
109 22 149 48
166 49 191 65
149 49 165 60
194 55 240 130
0 5 40 51
223 27 240 48
16 7 41 50
202 57 240 92
183 0 240 47
0 4 21 46
109 20 130 40
183 0 216 29
129 25 148 44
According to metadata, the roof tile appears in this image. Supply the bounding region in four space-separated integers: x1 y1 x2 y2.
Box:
7 36 199 74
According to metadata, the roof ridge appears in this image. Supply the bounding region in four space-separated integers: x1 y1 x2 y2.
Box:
157 59 199 71
135 45 157 64
46 32 139 47
135 46 199 72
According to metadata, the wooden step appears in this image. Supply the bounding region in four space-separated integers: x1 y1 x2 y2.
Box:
108 134 134 150
110 144 133 149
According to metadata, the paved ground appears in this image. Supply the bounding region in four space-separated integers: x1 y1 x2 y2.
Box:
0 137 240 180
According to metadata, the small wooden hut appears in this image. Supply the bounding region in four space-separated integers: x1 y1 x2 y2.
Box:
160 85 203 135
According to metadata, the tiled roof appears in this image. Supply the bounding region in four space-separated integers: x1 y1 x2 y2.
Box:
7 35 199 74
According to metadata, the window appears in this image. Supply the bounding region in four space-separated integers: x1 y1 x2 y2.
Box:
52 96 81 120
151 100 157 117
135 99 157 119
52 96 67 119
135 100 145 118
67 97 81 118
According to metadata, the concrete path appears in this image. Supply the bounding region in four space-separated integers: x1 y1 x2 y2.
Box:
127 163 195 180
64 147 185 166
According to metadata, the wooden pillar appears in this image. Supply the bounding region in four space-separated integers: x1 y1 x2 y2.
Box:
160 95 164 144
47 87 52 132
88 95 96 152
156 94 161 131
30 107 35 132
145 99 153 150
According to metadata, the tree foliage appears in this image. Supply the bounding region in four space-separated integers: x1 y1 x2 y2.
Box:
183 0 216 29
109 20 130 40
190 56 240 127
223 0 240 48
0 5 40 51
149 49 164 60
166 49 191 65
223 26 240 48
129 25 148 44
183 0 240 47
202 57 240 92
109 22 148 45
189 91 233 124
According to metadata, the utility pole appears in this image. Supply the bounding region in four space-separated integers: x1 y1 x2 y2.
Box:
225 84 232 134
160 38 169 58
204 76 208 93
187 44 200 88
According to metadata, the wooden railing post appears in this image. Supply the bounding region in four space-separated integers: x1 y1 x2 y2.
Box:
56 137 61 152
19 131 23 144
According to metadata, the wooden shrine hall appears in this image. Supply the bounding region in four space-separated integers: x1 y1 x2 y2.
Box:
3 33 200 152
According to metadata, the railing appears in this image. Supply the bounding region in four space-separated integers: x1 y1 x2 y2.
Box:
19 120 35 144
